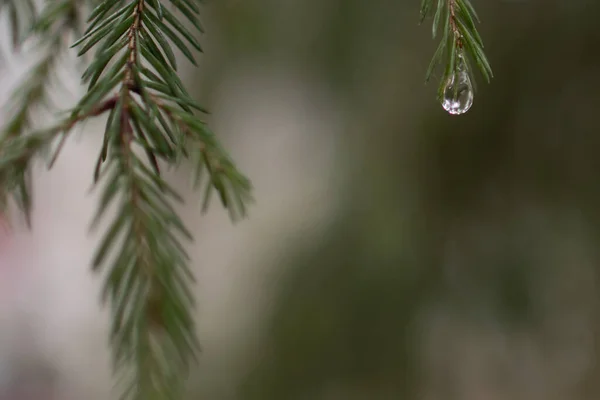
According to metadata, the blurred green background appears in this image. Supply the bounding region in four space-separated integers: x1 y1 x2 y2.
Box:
1 0 600 399
168 0 600 399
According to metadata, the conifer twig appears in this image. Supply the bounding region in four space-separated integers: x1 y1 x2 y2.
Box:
0 0 82 222
0 1 253 399
420 0 493 99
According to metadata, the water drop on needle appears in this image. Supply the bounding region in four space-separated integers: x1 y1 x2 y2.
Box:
441 54 474 115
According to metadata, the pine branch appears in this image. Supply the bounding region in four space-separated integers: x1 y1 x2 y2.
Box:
3 2 80 137
0 0 83 222
0 1 252 399
75 1 251 398
420 0 492 114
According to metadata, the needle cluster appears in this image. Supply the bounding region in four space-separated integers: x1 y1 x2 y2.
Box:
420 0 493 99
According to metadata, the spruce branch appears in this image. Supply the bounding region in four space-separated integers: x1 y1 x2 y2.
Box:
3 1 82 137
0 0 83 221
420 0 493 100
0 1 252 399
75 0 251 398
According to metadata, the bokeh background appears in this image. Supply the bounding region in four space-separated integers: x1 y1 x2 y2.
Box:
1 0 600 399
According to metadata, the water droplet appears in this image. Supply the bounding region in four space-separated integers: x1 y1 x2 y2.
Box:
441 55 474 115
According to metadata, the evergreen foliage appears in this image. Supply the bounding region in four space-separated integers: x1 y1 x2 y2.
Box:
0 1 251 399
420 0 492 99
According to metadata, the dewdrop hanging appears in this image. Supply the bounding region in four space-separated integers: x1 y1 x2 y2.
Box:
441 52 474 115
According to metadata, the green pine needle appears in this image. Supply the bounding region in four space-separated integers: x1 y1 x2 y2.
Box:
420 0 493 95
